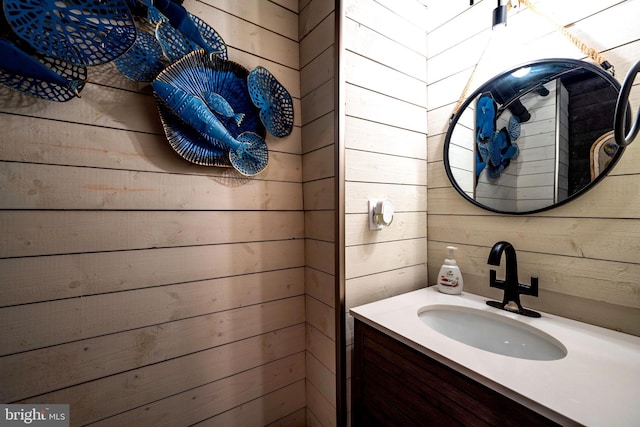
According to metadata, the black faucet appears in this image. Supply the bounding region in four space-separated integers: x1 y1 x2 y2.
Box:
486 241 541 318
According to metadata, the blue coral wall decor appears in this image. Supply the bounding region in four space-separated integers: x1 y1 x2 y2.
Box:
0 0 294 177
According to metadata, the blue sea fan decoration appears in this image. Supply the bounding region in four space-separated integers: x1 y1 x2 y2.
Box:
154 51 265 140
155 20 201 63
0 37 86 102
155 12 228 63
228 132 269 176
153 50 268 175
3 0 137 66
247 66 294 137
114 31 166 82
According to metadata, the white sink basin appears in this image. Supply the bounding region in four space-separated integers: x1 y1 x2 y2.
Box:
351 288 640 425
418 305 567 361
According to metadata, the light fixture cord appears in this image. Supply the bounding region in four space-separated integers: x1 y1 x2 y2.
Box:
450 32 495 122
451 1 514 121
518 0 614 75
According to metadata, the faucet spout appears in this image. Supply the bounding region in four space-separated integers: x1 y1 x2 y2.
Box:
486 241 541 318
487 241 519 288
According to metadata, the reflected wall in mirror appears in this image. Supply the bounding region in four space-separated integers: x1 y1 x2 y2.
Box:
444 58 624 214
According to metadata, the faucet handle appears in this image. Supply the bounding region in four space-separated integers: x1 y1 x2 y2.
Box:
518 276 538 297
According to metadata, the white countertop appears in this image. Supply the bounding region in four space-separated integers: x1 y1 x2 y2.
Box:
349 287 640 427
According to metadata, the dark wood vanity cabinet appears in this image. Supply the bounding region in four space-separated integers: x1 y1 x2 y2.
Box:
352 320 560 426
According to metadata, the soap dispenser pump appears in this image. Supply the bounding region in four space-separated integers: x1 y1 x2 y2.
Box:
437 246 463 295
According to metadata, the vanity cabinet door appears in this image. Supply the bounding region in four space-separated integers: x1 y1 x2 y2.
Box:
352 320 559 426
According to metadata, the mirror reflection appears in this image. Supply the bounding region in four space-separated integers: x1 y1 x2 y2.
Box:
445 58 624 214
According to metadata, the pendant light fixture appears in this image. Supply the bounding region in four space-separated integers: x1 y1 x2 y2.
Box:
493 0 508 29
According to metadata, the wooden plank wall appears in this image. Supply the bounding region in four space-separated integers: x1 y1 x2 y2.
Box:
426 0 640 335
299 0 337 425
0 1 307 425
342 0 429 423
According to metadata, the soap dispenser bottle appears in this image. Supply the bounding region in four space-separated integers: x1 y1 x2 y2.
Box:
437 246 463 295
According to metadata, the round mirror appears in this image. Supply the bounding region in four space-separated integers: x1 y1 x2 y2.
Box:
444 58 625 214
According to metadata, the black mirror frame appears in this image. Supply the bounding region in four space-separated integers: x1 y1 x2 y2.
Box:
444 57 625 215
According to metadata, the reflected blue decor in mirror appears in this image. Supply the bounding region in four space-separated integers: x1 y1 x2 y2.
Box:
444 58 625 215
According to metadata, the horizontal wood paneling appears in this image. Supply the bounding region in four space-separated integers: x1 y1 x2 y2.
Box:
301 1 337 424
343 0 429 394
302 111 334 153
345 181 427 214
0 85 161 134
344 265 428 314
1 210 303 258
193 381 306 427
343 17 426 82
346 84 427 134
0 1 305 425
306 239 335 275
376 0 428 31
346 239 427 280
88 353 305 426
344 52 427 107
302 78 335 125
428 173 640 218
307 295 335 339
345 116 427 159
299 0 335 40
307 351 337 407
19 327 304 425
347 0 427 53
345 150 427 185
185 0 299 68
346 211 426 246
429 215 640 264
303 144 335 182
304 177 335 210
1 289 304 356
306 324 335 374
300 12 334 68
1 275 303 400
306 379 338 427
306 264 335 303
306 210 335 242
341 0 429 326
0 162 302 211
301 46 335 98
1 240 305 306
200 0 298 41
